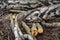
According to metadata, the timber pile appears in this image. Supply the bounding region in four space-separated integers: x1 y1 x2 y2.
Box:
0 0 60 40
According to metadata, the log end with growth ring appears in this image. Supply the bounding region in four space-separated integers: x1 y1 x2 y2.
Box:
38 28 43 33
31 30 38 36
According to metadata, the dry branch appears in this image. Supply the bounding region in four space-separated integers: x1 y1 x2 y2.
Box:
41 21 60 27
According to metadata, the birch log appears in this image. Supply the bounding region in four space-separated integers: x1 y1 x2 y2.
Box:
10 14 22 40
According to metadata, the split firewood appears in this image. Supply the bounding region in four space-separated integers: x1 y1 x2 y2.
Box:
22 21 31 34
31 23 38 36
36 23 43 33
